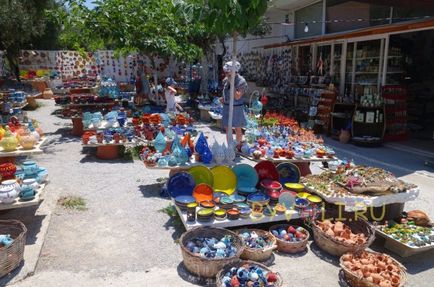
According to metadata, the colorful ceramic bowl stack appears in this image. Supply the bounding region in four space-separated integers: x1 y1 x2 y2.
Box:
197 208 214 222
174 195 196 211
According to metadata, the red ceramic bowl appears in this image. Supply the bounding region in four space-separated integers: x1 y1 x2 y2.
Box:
260 179 282 191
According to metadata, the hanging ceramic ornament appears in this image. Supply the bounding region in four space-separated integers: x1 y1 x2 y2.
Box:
153 132 166 153
226 143 236 164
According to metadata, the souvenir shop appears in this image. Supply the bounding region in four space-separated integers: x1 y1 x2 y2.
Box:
239 18 434 147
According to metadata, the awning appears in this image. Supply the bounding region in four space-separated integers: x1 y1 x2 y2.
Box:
262 17 434 49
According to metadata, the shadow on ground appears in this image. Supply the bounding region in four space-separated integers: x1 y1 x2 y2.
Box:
177 261 215 287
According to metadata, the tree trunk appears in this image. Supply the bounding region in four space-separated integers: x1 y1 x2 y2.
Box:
227 32 237 146
219 36 227 59
6 49 20 82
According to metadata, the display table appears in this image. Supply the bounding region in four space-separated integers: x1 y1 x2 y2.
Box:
208 111 223 130
198 104 211 122
239 152 337 176
304 185 419 212
0 138 46 163
0 183 46 211
83 140 135 160
374 226 434 257
175 203 318 230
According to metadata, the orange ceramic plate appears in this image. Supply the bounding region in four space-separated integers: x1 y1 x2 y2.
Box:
192 183 214 203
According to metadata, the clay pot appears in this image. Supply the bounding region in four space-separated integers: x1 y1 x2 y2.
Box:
96 133 104 144
19 133 37 150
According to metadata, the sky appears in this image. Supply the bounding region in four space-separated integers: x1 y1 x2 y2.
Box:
84 0 96 9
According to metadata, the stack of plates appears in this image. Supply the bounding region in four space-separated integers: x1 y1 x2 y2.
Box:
174 195 196 211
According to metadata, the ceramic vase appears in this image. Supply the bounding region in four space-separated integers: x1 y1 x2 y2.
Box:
225 143 236 163
21 161 39 177
0 126 18 151
213 141 225 165
19 130 37 150
153 132 166 153
200 146 213 164
195 132 208 155
0 185 18 204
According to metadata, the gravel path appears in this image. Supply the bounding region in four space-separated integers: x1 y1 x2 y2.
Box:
7 100 434 286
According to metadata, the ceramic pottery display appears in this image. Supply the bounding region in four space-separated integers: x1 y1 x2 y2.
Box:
21 161 38 177
220 263 279 287
194 132 208 155
316 220 367 245
225 143 236 164
0 163 17 180
341 251 405 286
27 122 41 141
271 226 308 242
212 140 225 165
153 132 167 153
1 126 18 151
184 235 237 259
0 185 18 203
238 230 274 249
18 129 37 150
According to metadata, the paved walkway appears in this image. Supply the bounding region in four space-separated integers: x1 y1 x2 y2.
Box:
2 100 433 286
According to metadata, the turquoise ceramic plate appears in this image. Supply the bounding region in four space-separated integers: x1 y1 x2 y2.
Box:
232 164 258 189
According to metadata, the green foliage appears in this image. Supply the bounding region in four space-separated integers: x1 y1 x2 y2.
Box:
0 0 61 78
59 196 87 211
60 0 203 63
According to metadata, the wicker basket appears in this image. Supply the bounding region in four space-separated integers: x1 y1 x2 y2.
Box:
216 260 283 287
180 227 244 278
339 251 407 287
269 224 309 254
236 228 277 262
0 220 27 278
312 213 375 257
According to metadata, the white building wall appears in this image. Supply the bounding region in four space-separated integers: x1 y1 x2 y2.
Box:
221 8 295 56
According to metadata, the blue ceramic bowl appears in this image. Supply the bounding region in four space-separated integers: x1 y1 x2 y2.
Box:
295 198 309 209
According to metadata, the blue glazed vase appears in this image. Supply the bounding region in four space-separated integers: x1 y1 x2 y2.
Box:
21 161 39 177
195 132 208 154
153 132 167 153
200 146 213 164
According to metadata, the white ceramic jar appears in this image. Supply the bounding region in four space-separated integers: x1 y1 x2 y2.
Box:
0 185 19 204
22 178 39 191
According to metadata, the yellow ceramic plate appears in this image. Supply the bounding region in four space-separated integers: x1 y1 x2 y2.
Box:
284 183 305 192
307 195 322 203
297 192 311 199
211 166 237 195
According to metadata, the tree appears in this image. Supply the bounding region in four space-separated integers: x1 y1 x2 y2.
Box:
178 0 268 144
60 0 204 94
0 0 57 80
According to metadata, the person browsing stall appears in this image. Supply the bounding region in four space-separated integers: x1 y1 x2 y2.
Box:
220 61 247 146
165 77 183 113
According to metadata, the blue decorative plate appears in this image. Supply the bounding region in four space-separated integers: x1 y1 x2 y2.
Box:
167 172 196 198
232 164 258 189
276 162 301 185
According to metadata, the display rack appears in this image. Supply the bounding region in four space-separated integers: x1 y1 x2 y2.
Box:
175 202 318 230
0 137 46 158
0 184 46 211
352 105 386 146
330 103 355 140
382 85 408 141
314 90 337 134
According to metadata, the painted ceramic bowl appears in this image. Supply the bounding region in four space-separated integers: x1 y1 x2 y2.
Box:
214 209 227 221
284 183 305 192
274 203 287 213
200 200 216 209
230 194 246 203
295 198 309 209
297 192 311 199
307 195 322 204
260 179 282 191
227 208 240 220
239 208 252 218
